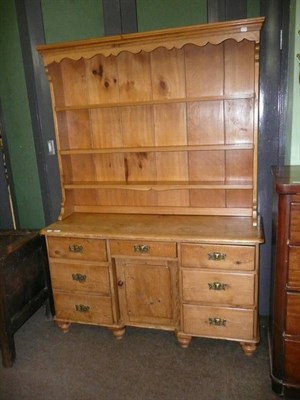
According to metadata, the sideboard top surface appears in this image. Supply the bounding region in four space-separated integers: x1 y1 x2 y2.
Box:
41 213 263 244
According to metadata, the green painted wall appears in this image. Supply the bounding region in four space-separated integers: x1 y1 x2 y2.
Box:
286 0 300 164
136 0 207 31
41 0 104 44
136 0 260 31
0 0 45 229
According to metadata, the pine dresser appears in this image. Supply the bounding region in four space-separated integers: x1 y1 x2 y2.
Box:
37 17 265 355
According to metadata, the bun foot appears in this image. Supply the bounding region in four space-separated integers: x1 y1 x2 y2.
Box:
110 327 126 340
56 321 71 333
240 342 257 356
176 333 192 348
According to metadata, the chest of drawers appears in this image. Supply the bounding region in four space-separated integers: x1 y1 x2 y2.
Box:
270 166 300 398
47 236 115 332
177 242 259 355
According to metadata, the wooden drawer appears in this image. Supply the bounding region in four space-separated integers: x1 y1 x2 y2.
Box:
182 270 255 306
286 293 300 334
47 237 107 261
181 244 255 270
54 292 113 325
110 239 176 258
182 304 254 340
49 260 111 295
290 203 300 243
285 339 300 384
288 246 300 288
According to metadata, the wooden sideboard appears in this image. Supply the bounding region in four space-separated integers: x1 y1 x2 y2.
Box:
270 166 300 397
37 18 265 355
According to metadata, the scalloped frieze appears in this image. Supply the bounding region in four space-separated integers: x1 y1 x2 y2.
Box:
37 17 265 65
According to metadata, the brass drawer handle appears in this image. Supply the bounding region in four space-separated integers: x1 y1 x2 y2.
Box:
208 252 226 261
69 244 83 253
209 317 227 327
134 244 150 254
72 273 87 283
208 282 227 291
75 304 90 313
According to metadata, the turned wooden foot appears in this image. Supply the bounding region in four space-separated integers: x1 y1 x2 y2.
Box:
240 342 257 356
110 326 126 340
56 321 71 333
176 333 192 348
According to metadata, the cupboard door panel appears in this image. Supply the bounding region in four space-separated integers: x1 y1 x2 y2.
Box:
116 259 178 327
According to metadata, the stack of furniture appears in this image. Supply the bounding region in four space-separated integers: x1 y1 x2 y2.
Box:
270 166 300 397
37 17 264 355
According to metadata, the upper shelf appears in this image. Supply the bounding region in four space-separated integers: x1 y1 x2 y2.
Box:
37 17 265 65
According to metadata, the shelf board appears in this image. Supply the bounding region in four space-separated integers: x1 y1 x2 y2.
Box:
55 93 255 112
63 181 253 191
60 143 254 155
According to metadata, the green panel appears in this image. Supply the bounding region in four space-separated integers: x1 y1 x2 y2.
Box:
0 0 45 228
136 0 207 31
41 0 104 43
289 0 300 164
247 0 260 18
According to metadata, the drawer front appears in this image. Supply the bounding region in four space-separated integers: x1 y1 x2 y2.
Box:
50 260 111 295
288 246 300 288
54 292 113 325
47 237 107 261
110 240 176 258
182 304 254 340
181 244 255 271
286 293 300 334
285 339 300 384
290 203 300 243
182 270 255 306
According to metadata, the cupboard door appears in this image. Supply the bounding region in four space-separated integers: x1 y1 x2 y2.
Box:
115 258 178 328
